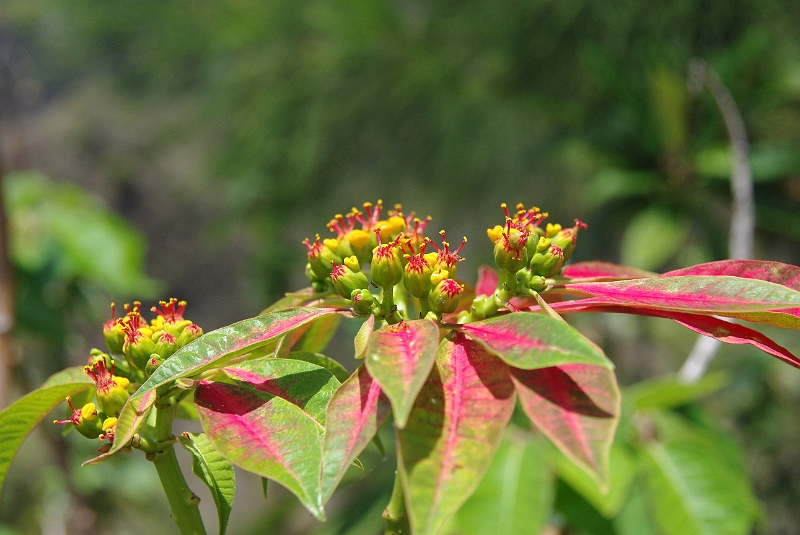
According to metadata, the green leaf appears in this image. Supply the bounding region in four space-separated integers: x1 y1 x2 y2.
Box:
512 363 620 484
0 367 94 491
398 333 517 535
320 364 391 503
286 351 351 383
555 443 636 518
641 412 759 535
461 312 613 370
448 429 552 535
365 319 440 428
354 315 374 359
294 314 341 353
111 307 340 455
178 432 235 535
195 381 326 519
625 372 730 411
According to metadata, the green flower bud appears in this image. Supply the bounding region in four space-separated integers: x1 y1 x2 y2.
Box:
403 245 434 298
530 242 565 278
371 232 404 288
549 219 587 262
429 277 464 315
303 234 342 279
494 225 529 274
153 332 178 359
177 323 203 348
351 289 377 317
85 359 130 417
528 275 547 293
330 256 370 299
121 324 156 371
146 354 165 376
55 398 104 439
102 303 124 354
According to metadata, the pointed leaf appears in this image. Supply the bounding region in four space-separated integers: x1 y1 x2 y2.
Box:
449 429 552 535
511 363 620 483
398 334 517 535
195 380 325 519
365 319 440 428
111 307 340 455
642 413 758 535
179 432 235 535
220 358 340 425
566 276 800 313
539 300 800 368
354 315 374 359
475 265 499 297
461 312 613 370
562 261 657 281
294 314 341 353
320 364 391 503
0 367 94 490
662 259 800 290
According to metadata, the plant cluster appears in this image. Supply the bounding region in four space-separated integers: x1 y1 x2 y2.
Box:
2 200 800 535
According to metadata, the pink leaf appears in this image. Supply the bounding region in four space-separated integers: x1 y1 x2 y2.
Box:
475 265 499 296
662 260 800 291
320 365 391 502
566 276 800 313
398 333 516 535
562 261 657 281
537 300 800 369
512 363 620 484
365 320 440 428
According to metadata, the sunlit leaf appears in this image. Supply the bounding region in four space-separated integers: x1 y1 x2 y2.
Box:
195 380 325 519
111 307 341 454
365 319 440 428
398 334 516 535
461 312 612 370
566 276 800 314
179 432 235 535
0 367 93 490
320 364 391 503
662 259 800 290
562 261 656 281
512 363 620 483
448 429 552 535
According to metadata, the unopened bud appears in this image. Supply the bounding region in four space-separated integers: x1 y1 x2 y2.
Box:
352 289 377 317
371 232 404 288
429 278 464 315
177 323 203 348
330 257 369 299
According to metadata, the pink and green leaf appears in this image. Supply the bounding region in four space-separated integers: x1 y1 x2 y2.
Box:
365 319 440 428
320 364 391 503
397 333 516 535
661 260 800 290
565 276 800 314
562 261 657 281
512 363 620 484
0 367 94 489
220 358 341 425
111 307 341 454
195 380 325 519
537 300 800 368
460 312 613 370
293 313 342 353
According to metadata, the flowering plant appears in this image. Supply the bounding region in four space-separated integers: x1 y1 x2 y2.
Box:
2 200 799 535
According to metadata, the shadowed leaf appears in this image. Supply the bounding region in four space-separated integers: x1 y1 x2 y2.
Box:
320 364 391 503
511 363 620 484
562 261 657 281
475 265 499 297
179 432 235 535
398 334 516 535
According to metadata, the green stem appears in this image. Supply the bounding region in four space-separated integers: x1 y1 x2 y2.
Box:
383 470 410 535
151 405 207 535
382 285 402 324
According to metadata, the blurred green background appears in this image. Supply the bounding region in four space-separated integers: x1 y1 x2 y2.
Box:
1 0 800 533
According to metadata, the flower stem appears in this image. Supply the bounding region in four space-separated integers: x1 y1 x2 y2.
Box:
151 405 207 535
383 470 410 535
